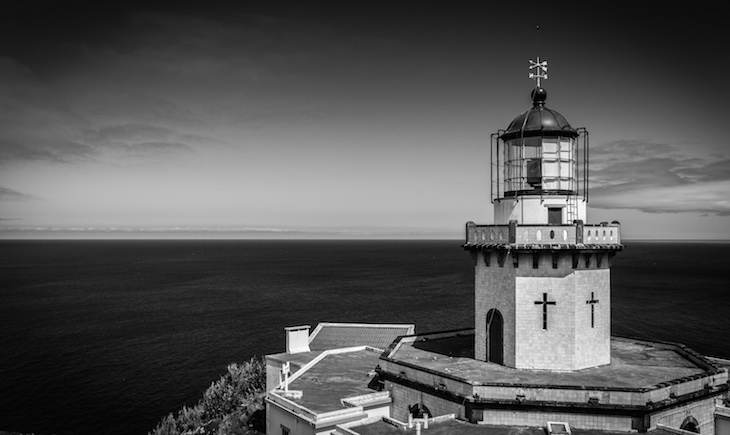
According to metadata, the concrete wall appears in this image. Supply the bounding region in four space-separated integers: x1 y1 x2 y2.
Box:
267 360 283 393
494 196 587 225
362 404 390 420
717 411 730 435
267 401 316 435
465 223 621 247
266 398 382 435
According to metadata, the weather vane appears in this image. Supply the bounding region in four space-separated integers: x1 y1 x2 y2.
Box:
529 25 548 87
529 57 548 87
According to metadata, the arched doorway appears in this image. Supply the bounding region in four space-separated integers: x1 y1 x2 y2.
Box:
680 416 699 433
408 403 431 419
486 309 503 364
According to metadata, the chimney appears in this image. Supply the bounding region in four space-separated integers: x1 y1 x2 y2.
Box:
285 325 311 353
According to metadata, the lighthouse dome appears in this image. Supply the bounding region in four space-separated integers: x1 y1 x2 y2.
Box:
500 87 577 141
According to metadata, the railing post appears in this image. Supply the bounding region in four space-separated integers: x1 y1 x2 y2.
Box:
466 221 476 244
575 220 584 244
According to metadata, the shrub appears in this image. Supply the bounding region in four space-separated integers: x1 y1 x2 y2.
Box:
149 357 266 435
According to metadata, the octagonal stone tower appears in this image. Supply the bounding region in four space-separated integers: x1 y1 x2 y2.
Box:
464 63 622 371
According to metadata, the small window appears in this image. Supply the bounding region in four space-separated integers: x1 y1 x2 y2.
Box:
548 208 562 225
281 425 290 435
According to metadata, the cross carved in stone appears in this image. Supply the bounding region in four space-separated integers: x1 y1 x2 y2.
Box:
586 292 600 328
534 292 556 330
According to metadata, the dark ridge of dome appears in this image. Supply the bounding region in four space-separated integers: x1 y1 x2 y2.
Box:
499 87 578 141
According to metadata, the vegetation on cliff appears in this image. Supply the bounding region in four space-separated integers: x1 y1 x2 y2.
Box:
149 357 266 435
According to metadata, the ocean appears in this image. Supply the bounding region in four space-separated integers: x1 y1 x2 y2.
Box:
0 240 728 435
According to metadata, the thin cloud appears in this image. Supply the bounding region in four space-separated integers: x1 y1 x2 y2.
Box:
83 123 223 148
0 57 216 165
589 140 730 215
592 181 730 216
0 57 96 164
70 87 208 130
591 140 679 160
119 141 195 157
118 10 337 83
86 124 178 143
679 159 730 183
0 138 97 163
226 106 356 131
0 186 32 201
84 124 194 151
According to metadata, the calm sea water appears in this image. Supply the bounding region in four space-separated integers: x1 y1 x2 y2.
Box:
0 240 728 435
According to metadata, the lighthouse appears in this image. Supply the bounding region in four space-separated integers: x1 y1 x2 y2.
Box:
267 55 729 435
464 57 623 371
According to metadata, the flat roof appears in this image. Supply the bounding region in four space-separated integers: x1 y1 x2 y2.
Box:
388 334 710 389
287 348 382 413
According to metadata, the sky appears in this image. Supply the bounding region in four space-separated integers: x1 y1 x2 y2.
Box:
0 2 728 239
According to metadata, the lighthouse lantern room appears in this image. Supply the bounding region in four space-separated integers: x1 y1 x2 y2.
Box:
491 58 589 225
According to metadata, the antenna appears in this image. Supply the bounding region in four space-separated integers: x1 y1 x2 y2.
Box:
528 26 548 87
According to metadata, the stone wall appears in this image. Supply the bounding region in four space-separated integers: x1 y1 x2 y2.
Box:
478 409 631 431
385 380 465 423
475 251 516 365
652 397 717 435
476 249 611 371
573 267 611 369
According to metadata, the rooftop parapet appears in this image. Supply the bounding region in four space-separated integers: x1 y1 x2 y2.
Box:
464 220 622 249
378 331 728 412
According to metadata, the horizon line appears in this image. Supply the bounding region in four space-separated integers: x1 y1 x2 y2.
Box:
0 236 728 243
0 226 727 242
